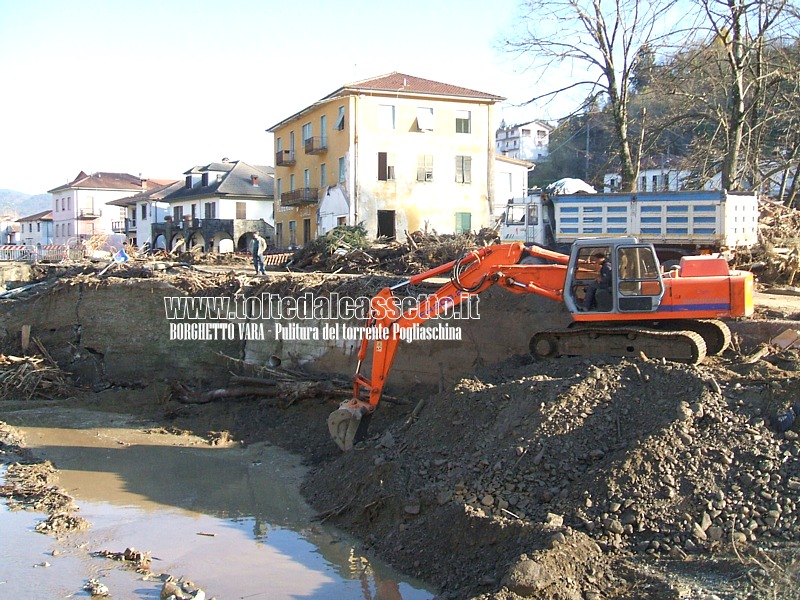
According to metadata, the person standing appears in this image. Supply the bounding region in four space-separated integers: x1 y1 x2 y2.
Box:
251 232 267 275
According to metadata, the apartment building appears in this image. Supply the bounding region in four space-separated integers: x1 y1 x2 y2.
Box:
267 72 505 247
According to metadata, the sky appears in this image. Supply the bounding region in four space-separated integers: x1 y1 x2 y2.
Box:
0 0 553 195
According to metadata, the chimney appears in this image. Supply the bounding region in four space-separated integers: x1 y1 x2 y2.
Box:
251 175 259 186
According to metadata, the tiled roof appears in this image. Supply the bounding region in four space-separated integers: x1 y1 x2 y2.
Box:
107 180 182 207
331 72 505 101
17 210 53 222
48 171 142 193
164 160 274 202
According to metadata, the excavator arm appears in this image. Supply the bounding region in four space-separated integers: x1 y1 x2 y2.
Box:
327 242 569 451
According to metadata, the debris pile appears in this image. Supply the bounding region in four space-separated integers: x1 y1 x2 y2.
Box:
287 225 499 274
0 350 75 400
736 199 800 285
303 352 800 598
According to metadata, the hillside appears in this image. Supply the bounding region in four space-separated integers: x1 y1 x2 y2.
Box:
0 189 52 218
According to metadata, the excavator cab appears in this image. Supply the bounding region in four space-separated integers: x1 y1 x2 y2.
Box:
565 238 665 317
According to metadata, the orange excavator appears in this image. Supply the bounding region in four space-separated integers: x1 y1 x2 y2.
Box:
327 238 754 451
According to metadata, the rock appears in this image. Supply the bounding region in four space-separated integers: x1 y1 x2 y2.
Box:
481 495 495 507
545 513 564 527
502 558 553 595
605 519 625 535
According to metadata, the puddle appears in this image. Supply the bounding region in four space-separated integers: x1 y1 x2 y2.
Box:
0 408 435 599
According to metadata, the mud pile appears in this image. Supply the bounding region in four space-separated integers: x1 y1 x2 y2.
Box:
303 353 800 598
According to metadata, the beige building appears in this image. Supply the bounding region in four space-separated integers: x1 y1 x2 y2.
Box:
267 72 504 248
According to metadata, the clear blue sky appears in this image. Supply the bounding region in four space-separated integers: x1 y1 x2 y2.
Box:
0 0 548 195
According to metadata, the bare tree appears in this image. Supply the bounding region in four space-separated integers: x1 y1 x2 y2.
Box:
696 0 796 191
506 0 682 191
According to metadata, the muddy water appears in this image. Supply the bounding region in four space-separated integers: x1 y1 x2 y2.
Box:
0 407 434 599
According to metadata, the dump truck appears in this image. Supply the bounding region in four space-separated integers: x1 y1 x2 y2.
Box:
499 187 759 266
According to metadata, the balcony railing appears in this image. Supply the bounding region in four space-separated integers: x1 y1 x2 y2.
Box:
275 149 296 167
111 218 136 233
304 137 327 155
77 207 101 218
281 188 319 206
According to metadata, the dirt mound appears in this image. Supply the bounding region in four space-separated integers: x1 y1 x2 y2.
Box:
303 353 800 598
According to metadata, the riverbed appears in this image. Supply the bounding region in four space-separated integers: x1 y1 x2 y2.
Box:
0 405 434 599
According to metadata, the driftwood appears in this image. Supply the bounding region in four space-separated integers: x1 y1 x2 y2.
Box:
171 379 349 408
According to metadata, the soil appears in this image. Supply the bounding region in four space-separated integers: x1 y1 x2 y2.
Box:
2 271 800 598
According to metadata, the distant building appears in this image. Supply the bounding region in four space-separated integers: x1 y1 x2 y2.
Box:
0 215 20 244
494 155 535 217
16 210 53 246
150 160 274 253
496 120 553 161
603 155 691 192
47 171 144 244
267 72 505 248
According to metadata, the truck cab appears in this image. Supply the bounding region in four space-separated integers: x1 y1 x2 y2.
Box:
500 195 550 246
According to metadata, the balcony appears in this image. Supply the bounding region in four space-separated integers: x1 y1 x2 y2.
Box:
111 218 136 233
77 207 101 219
281 188 319 206
304 137 328 155
275 149 296 167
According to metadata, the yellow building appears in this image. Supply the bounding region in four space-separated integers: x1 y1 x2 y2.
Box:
267 72 504 248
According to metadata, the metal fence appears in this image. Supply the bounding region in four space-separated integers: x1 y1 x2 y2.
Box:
0 244 86 263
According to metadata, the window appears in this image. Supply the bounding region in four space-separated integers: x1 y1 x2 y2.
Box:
456 110 471 133
335 106 345 130
141 204 147 220
202 172 209 186
204 202 216 219
276 137 282 152
37 222 40 232
378 152 395 181
303 218 311 245
455 212 472 234
304 169 310 188
641 176 647 191
276 179 282 207
276 222 283 249
339 157 346 183
417 155 434 182
379 104 395 129
416 107 434 131
455 156 472 184
337 216 346 226
320 115 327 146
320 163 327 187
652 175 658 190
290 174 295 191
289 220 297 246
289 131 295 153
302 122 312 145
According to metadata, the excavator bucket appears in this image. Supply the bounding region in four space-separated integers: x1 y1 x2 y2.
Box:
327 404 370 451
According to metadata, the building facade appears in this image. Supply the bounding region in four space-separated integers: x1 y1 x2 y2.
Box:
16 210 53 246
47 171 143 244
151 160 275 253
496 120 553 161
268 72 504 248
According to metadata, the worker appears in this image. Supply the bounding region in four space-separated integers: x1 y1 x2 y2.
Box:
251 232 267 275
583 252 612 310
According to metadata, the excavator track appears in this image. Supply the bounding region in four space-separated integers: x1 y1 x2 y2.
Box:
657 319 731 355
530 326 708 364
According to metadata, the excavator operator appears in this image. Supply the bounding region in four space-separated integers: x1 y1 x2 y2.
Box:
582 252 612 310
